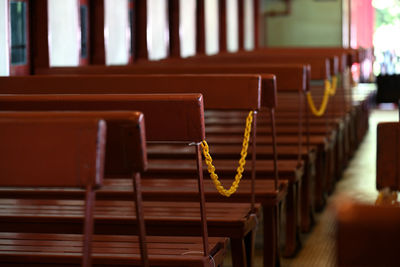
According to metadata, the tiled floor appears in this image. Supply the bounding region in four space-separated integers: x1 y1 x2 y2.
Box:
224 108 399 267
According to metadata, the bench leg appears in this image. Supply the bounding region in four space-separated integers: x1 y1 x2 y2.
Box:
300 160 315 233
315 149 327 211
231 238 248 267
283 181 301 257
343 121 351 167
325 145 335 195
244 229 256 267
335 131 344 181
329 142 337 193
263 203 280 267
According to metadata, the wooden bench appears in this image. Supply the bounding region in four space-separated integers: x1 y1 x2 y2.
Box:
0 112 227 266
135 52 368 196
0 94 276 267
33 64 338 211
0 73 309 260
11 63 344 254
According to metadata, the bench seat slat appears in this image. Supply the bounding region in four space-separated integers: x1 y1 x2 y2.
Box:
145 159 303 183
0 179 287 204
0 233 227 266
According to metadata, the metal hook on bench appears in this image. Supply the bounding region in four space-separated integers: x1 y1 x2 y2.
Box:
209 255 216 267
180 251 215 267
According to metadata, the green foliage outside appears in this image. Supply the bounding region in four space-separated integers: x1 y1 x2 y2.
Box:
375 3 400 28
372 0 400 74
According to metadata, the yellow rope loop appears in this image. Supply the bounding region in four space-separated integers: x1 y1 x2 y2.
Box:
306 88 330 117
306 75 338 117
328 76 338 96
201 111 253 197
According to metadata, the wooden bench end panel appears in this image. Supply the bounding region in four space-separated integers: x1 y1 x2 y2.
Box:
377 122 400 190
337 202 400 267
260 74 277 108
0 94 205 143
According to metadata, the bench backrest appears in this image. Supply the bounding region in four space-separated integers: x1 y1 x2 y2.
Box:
0 117 106 188
0 94 205 143
252 47 357 68
0 111 147 176
162 53 332 80
377 122 400 190
0 74 264 110
35 64 309 93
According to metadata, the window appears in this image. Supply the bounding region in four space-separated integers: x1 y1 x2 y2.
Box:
244 0 254 50
205 0 219 55
129 0 134 57
179 0 196 58
227 0 239 52
80 5 88 59
104 0 130 65
0 0 9 76
147 0 169 60
48 0 80 66
10 0 27 65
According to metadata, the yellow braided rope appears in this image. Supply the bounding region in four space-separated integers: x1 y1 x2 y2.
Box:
329 76 338 95
201 111 253 197
306 76 338 117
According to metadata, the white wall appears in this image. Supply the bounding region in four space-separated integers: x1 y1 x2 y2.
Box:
0 0 9 76
266 0 342 47
48 0 80 66
244 0 254 50
104 0 130 65
226 0 238 52
205 0 218 55
147 0 169 60
179 0 196 58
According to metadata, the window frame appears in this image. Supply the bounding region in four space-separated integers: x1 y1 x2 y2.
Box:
9 0 30 75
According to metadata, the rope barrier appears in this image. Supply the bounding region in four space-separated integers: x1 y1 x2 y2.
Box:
306 76 338 117
329 75 338 95
201 111 253 197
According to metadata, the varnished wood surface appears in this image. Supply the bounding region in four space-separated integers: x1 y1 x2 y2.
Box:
0 232 227 267
0 179 288 204
0 199 261 238
145 159 303 183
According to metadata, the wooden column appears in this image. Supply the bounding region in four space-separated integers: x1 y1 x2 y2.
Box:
168 0 180 58
254 0 260 48
128 0 134 63
8 0 30 75
30 0 49 73
79 0 89 65
218 0 227 53
89 0 105 64
238 0 244 50
196 0 205 55
134 0 148 60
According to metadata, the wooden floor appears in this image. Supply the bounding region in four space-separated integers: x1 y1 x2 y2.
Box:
224 106 398 267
